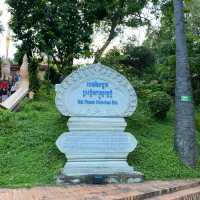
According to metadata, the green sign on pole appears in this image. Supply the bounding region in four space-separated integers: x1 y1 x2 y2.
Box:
181 96 192 102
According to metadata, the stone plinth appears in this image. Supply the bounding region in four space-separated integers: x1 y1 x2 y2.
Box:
67 117 127 132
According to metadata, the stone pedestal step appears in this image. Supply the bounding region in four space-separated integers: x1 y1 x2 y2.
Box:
67 117 127 132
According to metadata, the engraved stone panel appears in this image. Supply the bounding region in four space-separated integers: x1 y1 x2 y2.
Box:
56 132 137 160
55 64 137 117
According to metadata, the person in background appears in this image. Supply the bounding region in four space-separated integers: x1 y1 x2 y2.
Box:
2 80 9 90
10 81 17 94
15 70 21 82
2 88 8 101
0 80 9 101
0 87 2 103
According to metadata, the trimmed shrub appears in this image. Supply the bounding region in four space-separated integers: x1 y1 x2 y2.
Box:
148 91 171 119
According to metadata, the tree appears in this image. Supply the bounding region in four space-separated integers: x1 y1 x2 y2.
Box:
173 0 197 167
144 0 200 100
7 0 93 74
121 45 155 77
86 0 158 63
0 10 3 34
186 0 200 36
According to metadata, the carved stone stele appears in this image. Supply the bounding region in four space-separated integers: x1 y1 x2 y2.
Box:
19 54 29 80
16 54 29 90
55 63 137 117
1 58 11 81
55 64 143 184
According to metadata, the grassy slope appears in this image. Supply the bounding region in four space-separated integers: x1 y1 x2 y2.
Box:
0 87 200 187
127 104 200 180
0 89 66 187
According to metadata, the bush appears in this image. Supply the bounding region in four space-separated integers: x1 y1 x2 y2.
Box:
121 45 155 77
29 58 40 93
100 48 129 77
195 112 200 132
132 79 165 100
193 89 200 106
148 91 171 119
45 66 61 84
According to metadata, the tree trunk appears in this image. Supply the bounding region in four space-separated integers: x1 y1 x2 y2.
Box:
173 0 197 167
93 0 126 63
94 19 118 63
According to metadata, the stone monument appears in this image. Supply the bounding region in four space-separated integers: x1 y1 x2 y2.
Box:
55 63 143 184
1 58 11 81
16 54 29 90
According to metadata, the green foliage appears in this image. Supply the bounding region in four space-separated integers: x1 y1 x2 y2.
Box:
46 66 60 85
7 0 93 73
121 45 155 77
0 110 13 125
196 109 200 132
128 115 200 180
102 48 122 64
101 45 155 79
86 0 158 61
100 48 129 76
0 87 66 187
29 58 40 93
144 0 200 105
13 45 27 66
153 64 175 96
0 11 4 34
0 24 3 33
85 0 151 27
0 57 2 69
148 91 172 119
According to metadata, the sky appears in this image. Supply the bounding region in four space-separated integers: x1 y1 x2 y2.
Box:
0 0 148 63
0 0 17 59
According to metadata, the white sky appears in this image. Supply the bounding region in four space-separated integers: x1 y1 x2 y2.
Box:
0 0 148 63
0 0 17 59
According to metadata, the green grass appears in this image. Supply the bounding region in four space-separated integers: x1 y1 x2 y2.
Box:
0 86 200 187
128 103 200 180
0 88 66 187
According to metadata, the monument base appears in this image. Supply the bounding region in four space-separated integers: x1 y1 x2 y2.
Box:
56 171 144 185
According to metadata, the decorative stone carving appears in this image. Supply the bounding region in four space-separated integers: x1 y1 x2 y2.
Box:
16 54 29 90
20 54 29 80
1 58 11 81
55 63 143 184
55 63 137 117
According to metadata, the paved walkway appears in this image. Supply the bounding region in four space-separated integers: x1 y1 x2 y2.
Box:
0 180 200 200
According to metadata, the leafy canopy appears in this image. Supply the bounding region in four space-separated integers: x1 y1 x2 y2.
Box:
7 0 93 72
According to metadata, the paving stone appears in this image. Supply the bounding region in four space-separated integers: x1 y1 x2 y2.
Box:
0 180 199 200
